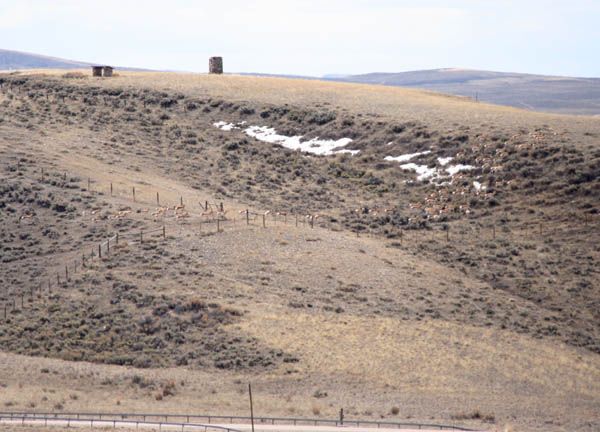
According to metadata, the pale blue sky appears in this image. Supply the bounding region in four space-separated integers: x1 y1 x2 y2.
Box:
1 0 599 77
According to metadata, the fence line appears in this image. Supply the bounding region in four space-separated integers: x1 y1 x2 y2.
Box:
1 164 598 320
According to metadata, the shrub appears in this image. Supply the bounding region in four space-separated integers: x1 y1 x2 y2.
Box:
62 72 86 79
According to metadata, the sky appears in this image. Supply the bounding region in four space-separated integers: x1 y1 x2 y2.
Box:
1 0 599 77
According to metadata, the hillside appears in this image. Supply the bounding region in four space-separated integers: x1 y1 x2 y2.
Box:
331 68 600 116
0 70 598 432
0 49 91 70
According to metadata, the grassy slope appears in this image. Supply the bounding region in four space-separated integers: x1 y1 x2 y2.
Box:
0 70 598 431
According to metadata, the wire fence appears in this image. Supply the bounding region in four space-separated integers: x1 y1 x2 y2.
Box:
1 164 598 321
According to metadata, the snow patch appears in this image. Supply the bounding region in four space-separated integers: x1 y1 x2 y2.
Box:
437 156 453 166
399 163 437 181
384 150 431 163
473 181 487 191
445 164 474 175
214 122 358 156
213 121 239 131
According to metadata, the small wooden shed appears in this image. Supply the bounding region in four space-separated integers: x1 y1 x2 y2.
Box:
91 66 103 77
103 66 114 77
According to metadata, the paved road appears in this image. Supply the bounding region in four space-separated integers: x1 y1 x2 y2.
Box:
0 418 474 432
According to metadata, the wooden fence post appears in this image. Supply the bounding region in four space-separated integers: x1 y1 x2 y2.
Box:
82 253 86 268
98 243 102 258
110 182 113 196
156 192 160 206
446 226 449 242
116 232 119 244
493 225 496 240
163 225 166 239
400 229 403 246
262 214 266 228
295 214 298 227
246 209 249 225
220 202 224 212
65 265 69 281
20 294 24 308
205 200 208 210
140 230 143 243
310 216 314 229
87 177 91 191
180 196 183 207
41 167 44 181
107 238 110 254
132 187 136 202
217 218 220 233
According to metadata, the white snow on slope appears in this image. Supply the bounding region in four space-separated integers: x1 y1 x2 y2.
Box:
399 163 437 181
437 157 453 166
214 122 358 156
445 164 474 175
214 121 239 131
384 150 431 163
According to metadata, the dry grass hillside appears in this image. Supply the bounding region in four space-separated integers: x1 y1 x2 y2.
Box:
0 70 598 432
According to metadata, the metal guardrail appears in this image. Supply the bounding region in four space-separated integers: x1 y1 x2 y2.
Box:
0 412 478 431
0 414 244 432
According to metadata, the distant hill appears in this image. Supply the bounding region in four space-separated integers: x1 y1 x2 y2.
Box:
0 48 92 70
327 68 600 115
3 49 599 115
0 48 150 72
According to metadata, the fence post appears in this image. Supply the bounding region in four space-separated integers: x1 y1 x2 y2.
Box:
295 214 298 227
246 209 249 225
65 265 69 281
493 225 496 240
140 230 143 243
180 196 183 207
220 202 224 212
163 225 166 239
132 187 136 202
205 200 208 210
262 214 266 228
446 226 449 242
310 216 314 228
20 294 24 308
217 218 220 233
107 238 110 254
41 167 44 181
87 177 91 191
116 232 119 244
157 192 160 206
110 182 113 196
98 243 102 258
82 253 86 268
